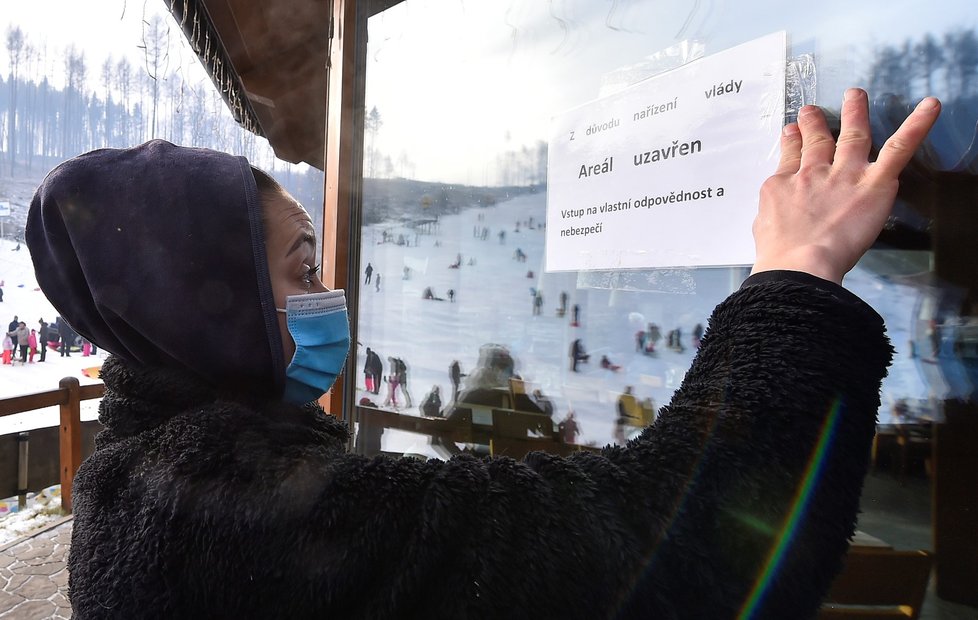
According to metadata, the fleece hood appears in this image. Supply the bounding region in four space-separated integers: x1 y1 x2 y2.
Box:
26 140 285 396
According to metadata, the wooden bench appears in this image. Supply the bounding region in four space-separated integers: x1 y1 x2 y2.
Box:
818 548 932 620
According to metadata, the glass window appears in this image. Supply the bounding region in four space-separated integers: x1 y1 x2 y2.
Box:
354 0 977 456
351 4 978 610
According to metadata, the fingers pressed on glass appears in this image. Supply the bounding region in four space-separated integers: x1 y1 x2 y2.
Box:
797 105 835 168
834 88 873 167
872 97 942 181
774 123 802 175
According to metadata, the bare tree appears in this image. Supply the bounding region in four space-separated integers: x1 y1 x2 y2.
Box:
165 71 185 144
101 57 115 146
140 13 170 139
6 26 26 175
208 90 230 152
396 150 414 179
23 43 39 172
62 45 87 157
914 35 944 96
116 58 134 145
40 76 53 159
87 91 101 149
534 140 548 186
870 44 909 97
188 83 207 146
947 30 978 98
365 106 383 178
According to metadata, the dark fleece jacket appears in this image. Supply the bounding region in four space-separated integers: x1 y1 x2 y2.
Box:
67 273 890 619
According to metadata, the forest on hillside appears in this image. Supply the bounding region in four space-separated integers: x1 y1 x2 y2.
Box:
5 17 978 239
0 14 323 230
0 14 549 238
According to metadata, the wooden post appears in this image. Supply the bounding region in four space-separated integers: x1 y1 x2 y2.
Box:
59 376 82 514
16 432 29 509
931 172 978 605
933 402 978 605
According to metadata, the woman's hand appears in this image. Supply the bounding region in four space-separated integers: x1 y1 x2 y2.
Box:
750 88 941 284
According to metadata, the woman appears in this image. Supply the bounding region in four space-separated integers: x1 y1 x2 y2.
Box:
27 90 939 619
8 321 29 364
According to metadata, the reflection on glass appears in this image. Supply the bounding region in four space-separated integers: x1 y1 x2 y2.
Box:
355 0 978 459
348 1 978 610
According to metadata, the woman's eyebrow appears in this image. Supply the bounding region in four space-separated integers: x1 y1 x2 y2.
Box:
287 232 315 257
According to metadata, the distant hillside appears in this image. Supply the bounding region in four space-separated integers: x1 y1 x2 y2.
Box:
0 171 49 241
361 178 541 226
2 169 542 240
0 164 325 243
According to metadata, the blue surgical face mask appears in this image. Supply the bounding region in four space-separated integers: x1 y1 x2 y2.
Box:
276 289 350 405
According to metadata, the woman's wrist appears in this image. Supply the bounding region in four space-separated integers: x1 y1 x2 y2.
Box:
750 245 843 285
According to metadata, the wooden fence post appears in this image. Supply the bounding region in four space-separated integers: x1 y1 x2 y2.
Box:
59 377 82 514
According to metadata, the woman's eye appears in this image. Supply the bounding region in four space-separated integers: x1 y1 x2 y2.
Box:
301 264 321 287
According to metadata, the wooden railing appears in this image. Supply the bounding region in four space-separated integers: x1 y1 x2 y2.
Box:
1 382 594 512
355 406 601 460
0 377 105 513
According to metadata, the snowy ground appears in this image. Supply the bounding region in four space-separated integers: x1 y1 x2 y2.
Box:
354 191 947 455
0 234 101 541
0 485 63 546
0 236 105 436
0 190 951 453
0 183 955 543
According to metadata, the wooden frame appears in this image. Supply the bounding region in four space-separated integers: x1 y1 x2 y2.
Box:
818 549 933 620
320 0 365 423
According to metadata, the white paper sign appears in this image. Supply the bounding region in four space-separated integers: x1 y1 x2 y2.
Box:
0 202 10 217
545 32 786 271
